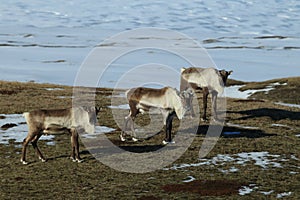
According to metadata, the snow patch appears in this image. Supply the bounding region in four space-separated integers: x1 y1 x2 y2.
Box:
219 166 239 173
166 152 284 171
45 88 64 91
275 102 300 108
226 122 259 130
182 176 196 183
271 124 292 129
225 82 287 99
109 93 126 98
239 184 258 195
108 104 129 110
57 96 73 99
81 126 115 139
277 192 292 198
260 190 274 195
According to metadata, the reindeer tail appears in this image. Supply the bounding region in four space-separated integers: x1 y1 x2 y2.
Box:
23 112 30 124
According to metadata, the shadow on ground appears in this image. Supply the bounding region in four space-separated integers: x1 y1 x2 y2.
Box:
183 124 276 138
228 108 300 120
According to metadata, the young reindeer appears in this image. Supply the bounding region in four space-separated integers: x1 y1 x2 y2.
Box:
180 67 232 121
21 106 100 164
121 87 192 144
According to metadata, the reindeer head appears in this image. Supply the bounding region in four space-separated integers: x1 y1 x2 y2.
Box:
82 106 101 125
173 88 195 119
180 88 194 112
219 70 233 86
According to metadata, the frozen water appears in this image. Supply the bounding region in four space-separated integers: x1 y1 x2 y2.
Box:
0 0 299 86
0 114 54 145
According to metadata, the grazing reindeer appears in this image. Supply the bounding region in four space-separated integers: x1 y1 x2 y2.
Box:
180 67 232 121
21 106 100 164
121 87 192 144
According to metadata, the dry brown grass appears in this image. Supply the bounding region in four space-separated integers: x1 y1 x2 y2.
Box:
0 80 299 199
228 77 300 104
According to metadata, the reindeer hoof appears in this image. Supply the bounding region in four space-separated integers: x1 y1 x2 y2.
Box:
162 140 175 145
70 157 76 162
39 157 47 162
70 157 83 163
132 137 138 142
20 159 28 165
211 118 224 125
120 135 126 142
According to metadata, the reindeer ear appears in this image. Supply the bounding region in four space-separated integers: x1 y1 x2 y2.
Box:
179 91 185 98
228 70 233 75
180 88 194 98
187 88 194 95
95 106 101 114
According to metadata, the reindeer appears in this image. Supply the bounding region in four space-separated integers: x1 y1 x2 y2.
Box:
121 87 193 144
180 67 232 121
20 106 100 164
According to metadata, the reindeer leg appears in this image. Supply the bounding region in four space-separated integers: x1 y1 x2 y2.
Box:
21 131 39 165
69 129 75 161
202 87 209 121
211 91 218 121
31 134 46 162
121 114 131 141
161 109 169 126
122 102 139 142
163 111 176 144
130 117 138 142
189 95 196 118
70 128 82 163
123 117 138 141
180 76 195 118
